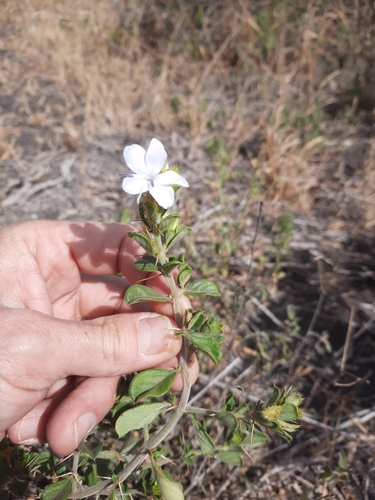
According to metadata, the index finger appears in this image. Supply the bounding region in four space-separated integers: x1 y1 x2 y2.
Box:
64 221 147 284
65 221 191 318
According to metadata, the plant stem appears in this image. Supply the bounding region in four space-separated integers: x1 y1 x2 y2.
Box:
69 210 192 499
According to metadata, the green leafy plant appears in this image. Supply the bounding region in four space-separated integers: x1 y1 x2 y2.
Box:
0 138 303 500
320 451 349 485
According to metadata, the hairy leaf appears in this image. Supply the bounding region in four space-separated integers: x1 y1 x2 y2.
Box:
119 433 141 457
190 416 215 455
77 443 103 461
183 279 220 297
40 477 72 500
152 457 184 500
201 314 224 334
266 386 282 406
165 225 192 249
129 369 178 401
125 285 171 305
160 258 184 276
216 411 238 435
187 310 206 330
279 402 300 422
185 332 224 364
26 451 56 475
134 255 159 272
128 231 156 255
115 402 170 437
158 213 179 233
285 393 303 407
215 448 243 467
178 264 192 287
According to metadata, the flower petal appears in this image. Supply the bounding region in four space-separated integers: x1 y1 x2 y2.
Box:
155 170 189 187
149 183 175 209
145 138 167 178
123 144 148 175
122 175 148 195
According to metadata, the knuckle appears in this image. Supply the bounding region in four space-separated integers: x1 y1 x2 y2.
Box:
100 317 136 370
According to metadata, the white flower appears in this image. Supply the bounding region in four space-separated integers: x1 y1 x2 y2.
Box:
121 138 189 209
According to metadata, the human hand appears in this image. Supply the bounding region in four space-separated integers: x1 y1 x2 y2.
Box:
0 221 198 455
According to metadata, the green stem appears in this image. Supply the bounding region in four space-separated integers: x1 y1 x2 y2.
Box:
105 229 192 496
69 210 192 499
154 232 181 319
185 407 218 417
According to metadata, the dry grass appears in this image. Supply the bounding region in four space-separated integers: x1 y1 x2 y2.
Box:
1 0 373 210
1 0 375 498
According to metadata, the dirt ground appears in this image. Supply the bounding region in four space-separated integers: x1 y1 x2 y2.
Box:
1 1 375 499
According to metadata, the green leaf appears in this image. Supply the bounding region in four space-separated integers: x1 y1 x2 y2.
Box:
27 451 56 474
215 448 243 467
11 446 30 467
178 264 192 287
183 279 220 297
201 315 224 334
84 464 100 487
111 395 133 417
158 213 179 233
97 450 118 460
235 401 250 418
272 427 293 443
129 369 178 401
152 457 184 500
185 332 224 364
119 433 141 456
190 416 215 455
180 438 195 466
285 393 303 407
134 255 159 272
266 386 281 406
177 252 185 263
216 411 238 435
279 402 299 422
238 425 269 446
222 394 236 412
125 285 171 305
115 402 171 437
160 258 184 276
320 466 334 480
40 477 72 500
187 310 206 330
165 225 192 250
338 451 348 470
77 442 103 460
128 231 156 255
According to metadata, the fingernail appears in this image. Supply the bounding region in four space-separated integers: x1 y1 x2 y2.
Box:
138 315 175 356
18 437 41 446
74 413 96 448
18 416 41 443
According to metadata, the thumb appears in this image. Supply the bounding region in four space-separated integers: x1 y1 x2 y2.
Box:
1 308 181 432
60 312 181 378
